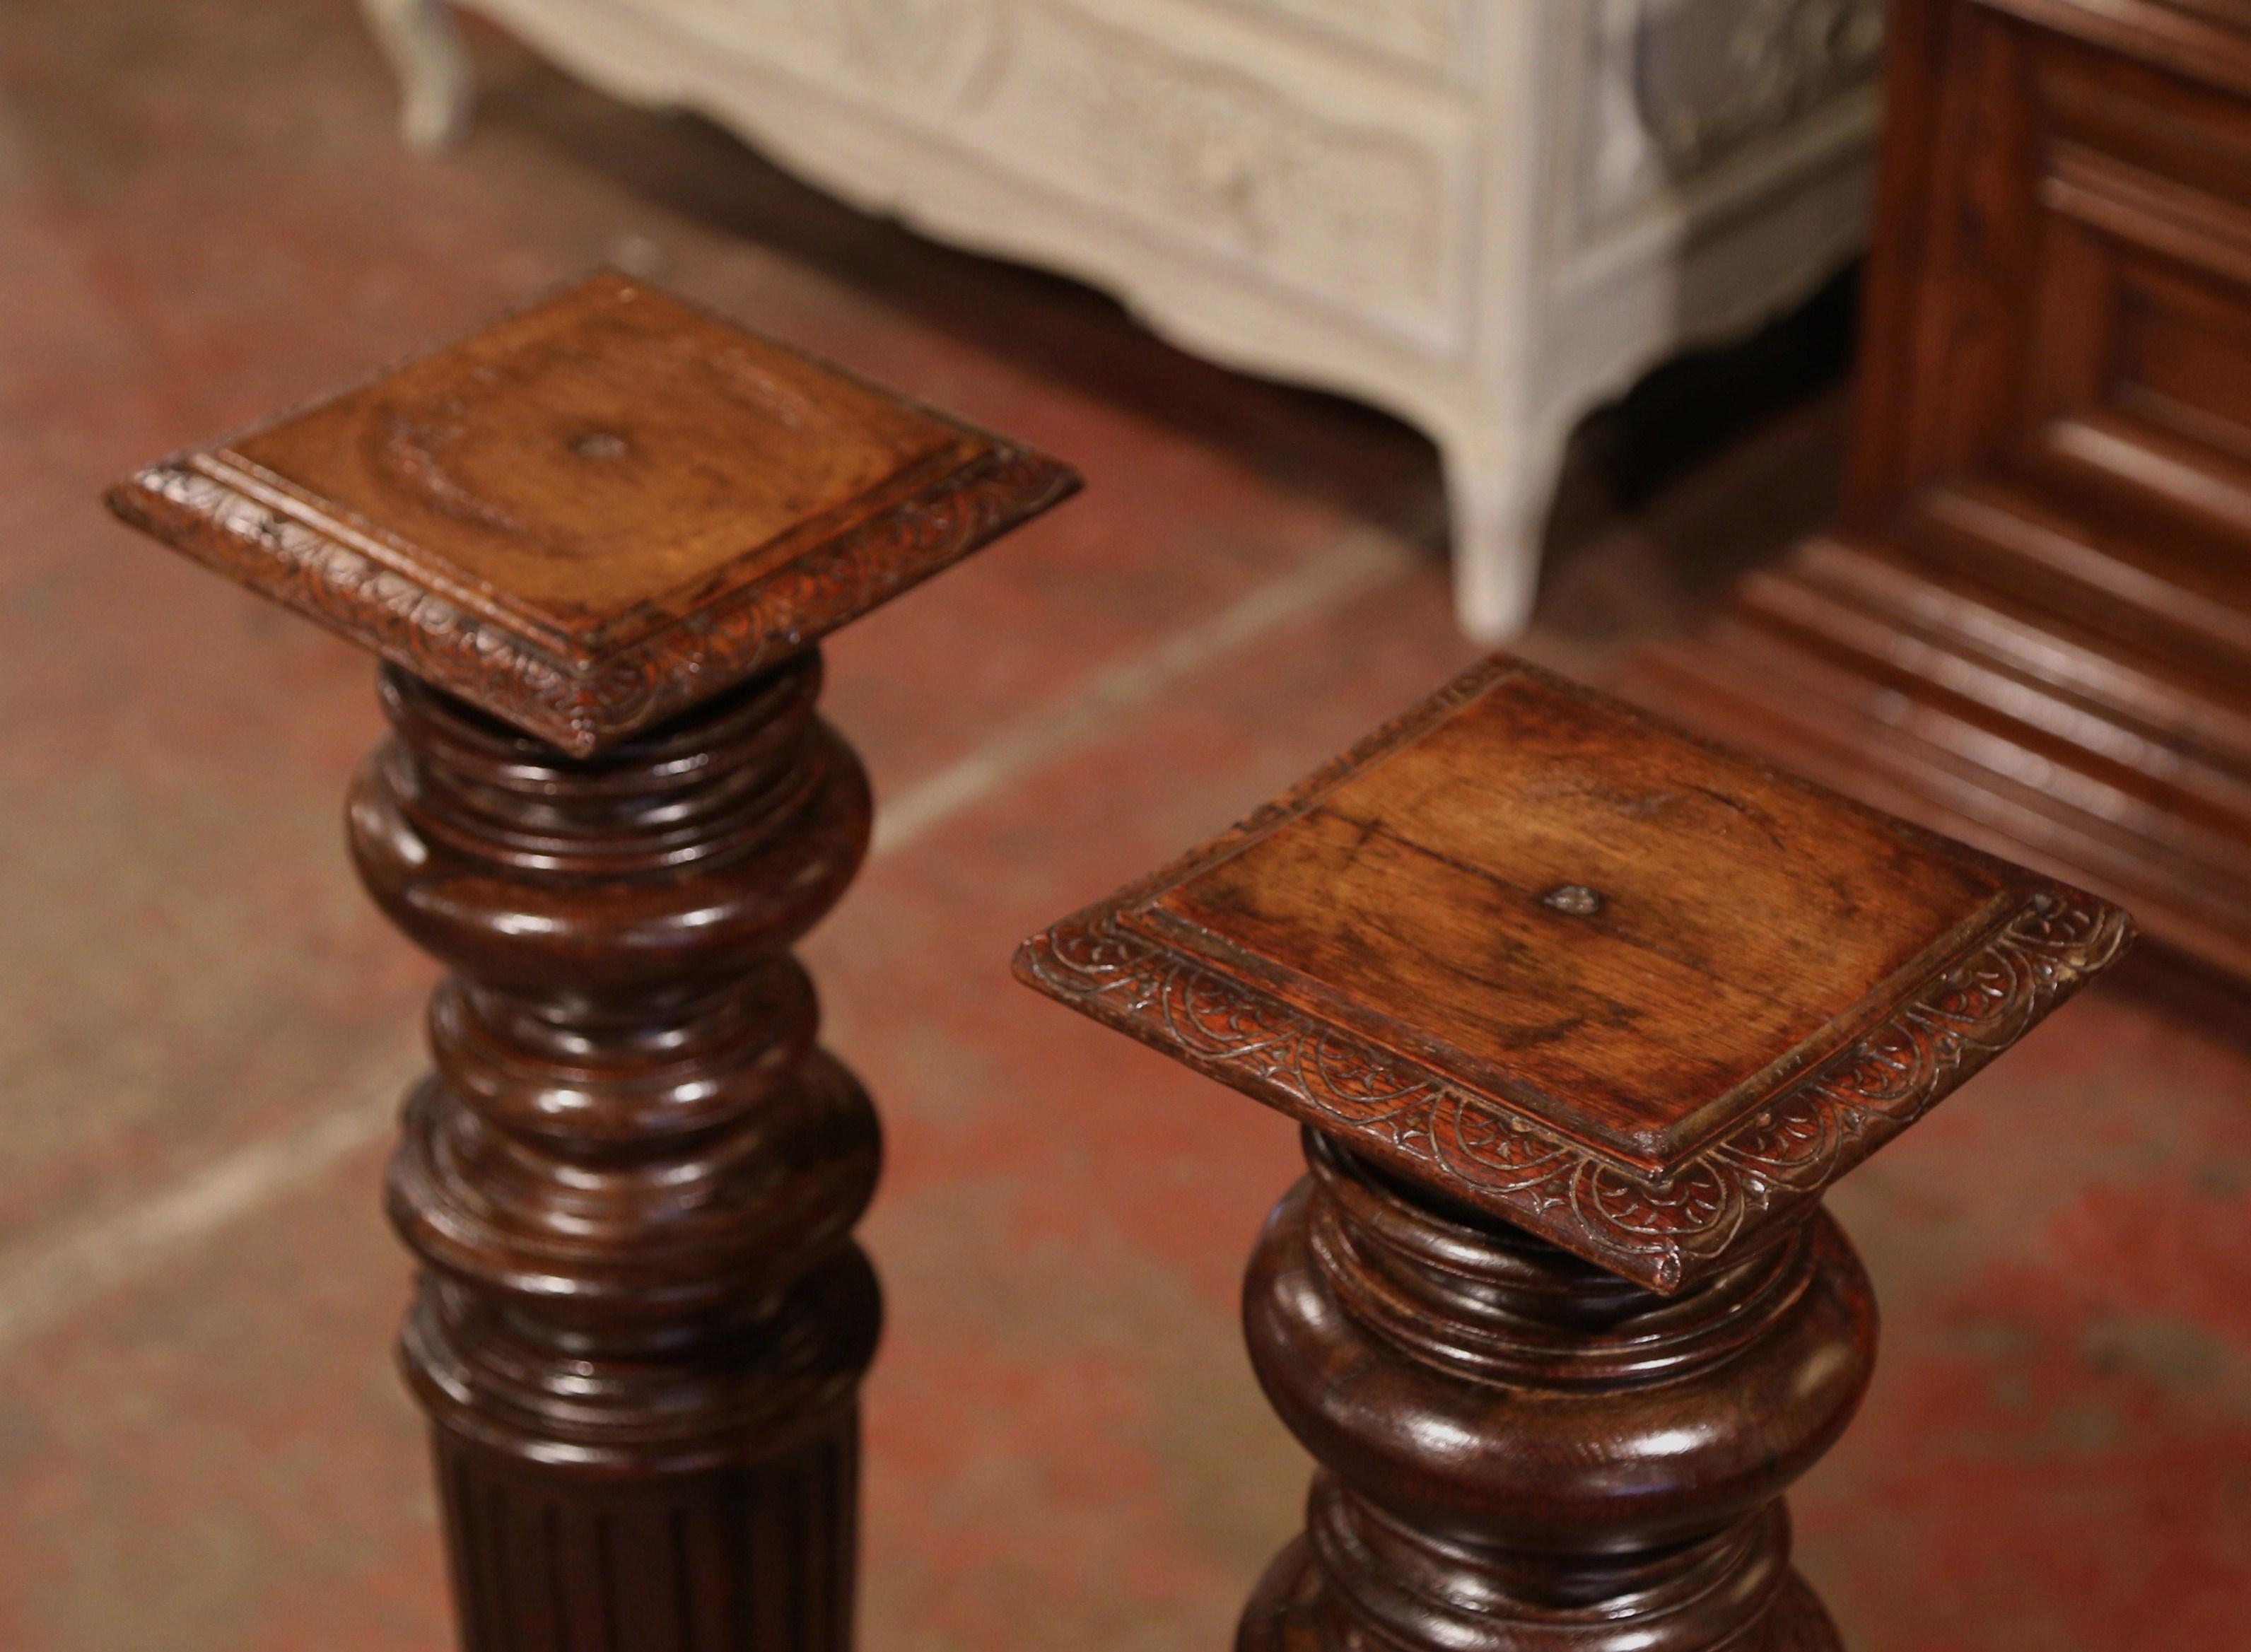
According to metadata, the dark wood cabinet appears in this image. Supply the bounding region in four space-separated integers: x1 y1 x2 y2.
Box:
1640 0 2251 980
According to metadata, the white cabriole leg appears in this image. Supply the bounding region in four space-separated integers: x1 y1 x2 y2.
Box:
1441 418 1571 643
361 0 475 152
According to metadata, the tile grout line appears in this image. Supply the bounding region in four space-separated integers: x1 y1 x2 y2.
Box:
872 520 1420 857
0 1041 423 1353
0 521 1426 1354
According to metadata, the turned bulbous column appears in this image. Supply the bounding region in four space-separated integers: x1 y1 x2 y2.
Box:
1016 655 2131 1652
109 271 1077 1651
1241 1135 1871 1651
351 657 882 1644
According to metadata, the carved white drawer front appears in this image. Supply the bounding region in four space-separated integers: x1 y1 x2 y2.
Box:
971 4 1474 348
366 0 1880 640
1640 0 1883 168
630 0 1475 349
1208 0 1478 81
1579 0 1885 235
645 0 1005 105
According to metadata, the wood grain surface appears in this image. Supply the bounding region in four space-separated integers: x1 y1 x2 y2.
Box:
107 272 1078 753
1153 665 2009 1162
233 274 972 634
1018 655 2131 1292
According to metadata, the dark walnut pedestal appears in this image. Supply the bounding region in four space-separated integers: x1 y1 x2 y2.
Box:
1015 657 2130 1652
107 273 1077 1652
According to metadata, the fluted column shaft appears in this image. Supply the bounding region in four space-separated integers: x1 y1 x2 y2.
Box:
349 652 880 1652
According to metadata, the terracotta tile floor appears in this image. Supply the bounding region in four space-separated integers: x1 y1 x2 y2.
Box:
1 1 2245 1648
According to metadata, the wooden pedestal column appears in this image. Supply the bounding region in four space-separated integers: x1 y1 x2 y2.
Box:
108 273 1077 1652
1016 657 2130 1651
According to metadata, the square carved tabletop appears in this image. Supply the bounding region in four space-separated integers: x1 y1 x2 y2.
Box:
1015 657 2132 1292
107 271 1078 754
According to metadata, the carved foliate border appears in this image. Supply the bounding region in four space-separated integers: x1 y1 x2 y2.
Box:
108 445 1078 756
1015 879 2131 1296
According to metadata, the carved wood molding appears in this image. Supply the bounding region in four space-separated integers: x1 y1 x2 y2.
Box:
108 443 1076 756
1017 828 2130 1295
